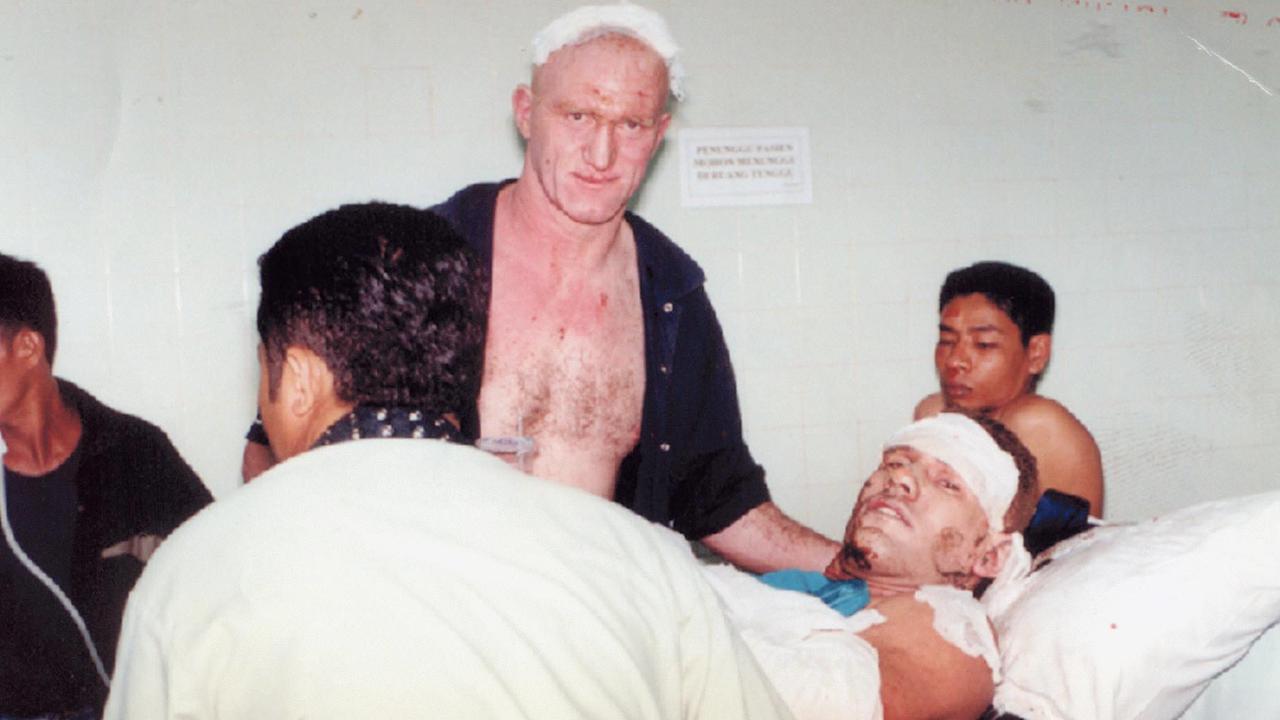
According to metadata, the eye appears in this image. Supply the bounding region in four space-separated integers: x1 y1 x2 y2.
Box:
568 111 588 123
975 342 998 350
938 476 961 491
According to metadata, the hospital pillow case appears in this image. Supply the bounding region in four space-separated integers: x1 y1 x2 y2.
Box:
985 490 1280 720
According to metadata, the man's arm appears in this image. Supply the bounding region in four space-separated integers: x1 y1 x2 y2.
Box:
242 439 276 482
1001 396 1104 516
701 501 839 573
858 594 995 720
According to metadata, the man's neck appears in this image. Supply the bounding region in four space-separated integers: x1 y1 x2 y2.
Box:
862 577 927 601
1 375 82 476
500 176 630 273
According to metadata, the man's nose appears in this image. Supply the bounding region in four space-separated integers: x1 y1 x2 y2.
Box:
886 468 919 498
944 343 971 371
584 123 616 171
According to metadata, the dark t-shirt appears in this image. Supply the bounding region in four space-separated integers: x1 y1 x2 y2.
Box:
0 445 102 716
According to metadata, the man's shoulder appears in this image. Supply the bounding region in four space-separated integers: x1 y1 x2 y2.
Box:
58 378 176 451
913 392 946 420
432 181 506 222
1000 394 1098 447
430 180 512 258
624 210 706 298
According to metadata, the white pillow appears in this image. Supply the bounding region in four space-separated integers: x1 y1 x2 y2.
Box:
987 490 1280 720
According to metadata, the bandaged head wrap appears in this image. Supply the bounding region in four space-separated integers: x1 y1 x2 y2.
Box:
531 3 686 101
884 413 1019 532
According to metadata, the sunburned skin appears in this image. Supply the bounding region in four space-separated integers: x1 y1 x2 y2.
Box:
478 187 646 496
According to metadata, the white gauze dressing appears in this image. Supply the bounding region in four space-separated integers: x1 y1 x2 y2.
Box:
886 413 1033 669
884 413 1018 530
530 3 686 100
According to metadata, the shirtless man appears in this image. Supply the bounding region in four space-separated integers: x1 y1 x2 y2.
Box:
242 4 837 571
914 260 1104 516
706 412 1041 720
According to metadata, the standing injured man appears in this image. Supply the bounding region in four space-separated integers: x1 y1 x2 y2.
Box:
239 3 839 572
706 412 1040 720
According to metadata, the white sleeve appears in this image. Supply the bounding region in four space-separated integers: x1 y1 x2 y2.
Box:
646 531 794 720
702 564 885 720
102 590 171 720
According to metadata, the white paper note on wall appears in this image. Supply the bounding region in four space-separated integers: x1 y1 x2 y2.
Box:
678 127 812 207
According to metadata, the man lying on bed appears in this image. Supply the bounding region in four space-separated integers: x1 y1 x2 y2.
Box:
103 203 789 719
704 412 1040 720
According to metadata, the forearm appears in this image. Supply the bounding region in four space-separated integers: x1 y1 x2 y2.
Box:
701 501 840 573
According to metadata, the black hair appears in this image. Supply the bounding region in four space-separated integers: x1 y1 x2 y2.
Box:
939 261 1055 346
0 253 57 364
256 202 488 413
962 411 1041 534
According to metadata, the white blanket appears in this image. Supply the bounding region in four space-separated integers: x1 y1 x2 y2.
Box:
702 565 885 720
703 566 1002 720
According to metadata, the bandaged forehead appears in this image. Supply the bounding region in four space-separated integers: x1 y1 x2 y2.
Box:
884 414 1018 530
531 3 686 101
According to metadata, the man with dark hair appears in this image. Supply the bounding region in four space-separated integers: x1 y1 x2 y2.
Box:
240 3 838 573
0 253 211 719
252 202 487 461
105 203 789 719
914 260 1104 517
707 411 1041 720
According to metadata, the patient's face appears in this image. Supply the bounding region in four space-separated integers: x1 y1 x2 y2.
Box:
935 293 1044 413
835 446 991 589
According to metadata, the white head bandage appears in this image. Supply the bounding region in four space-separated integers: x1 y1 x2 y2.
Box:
531 3 686 101
884 413 1019 532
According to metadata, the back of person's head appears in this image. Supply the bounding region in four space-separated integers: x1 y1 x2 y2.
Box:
964 411 1040 534
0 252 57 364
939 261 1055 346
256 203 488 413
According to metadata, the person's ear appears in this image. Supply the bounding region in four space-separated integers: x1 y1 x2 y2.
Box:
281 347 332 420
973 532 1012 579
10 328 44 365
513 84 535 140
654 112 672 142
1026 333 1051 375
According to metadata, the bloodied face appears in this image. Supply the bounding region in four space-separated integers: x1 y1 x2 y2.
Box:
514 33 672 227
828 446 995 590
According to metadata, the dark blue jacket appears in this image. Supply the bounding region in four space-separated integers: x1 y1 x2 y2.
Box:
435 182 769 539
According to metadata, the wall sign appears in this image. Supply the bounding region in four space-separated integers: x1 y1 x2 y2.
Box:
678 127 812 207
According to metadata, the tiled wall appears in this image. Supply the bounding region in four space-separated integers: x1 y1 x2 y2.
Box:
3 0 1276 537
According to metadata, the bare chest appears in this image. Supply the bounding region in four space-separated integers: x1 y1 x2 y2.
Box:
477 246 646 494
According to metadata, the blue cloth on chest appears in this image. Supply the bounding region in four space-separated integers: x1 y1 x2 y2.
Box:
758 569 871 617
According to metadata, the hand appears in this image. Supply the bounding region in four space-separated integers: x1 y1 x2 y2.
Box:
101 533 162 563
